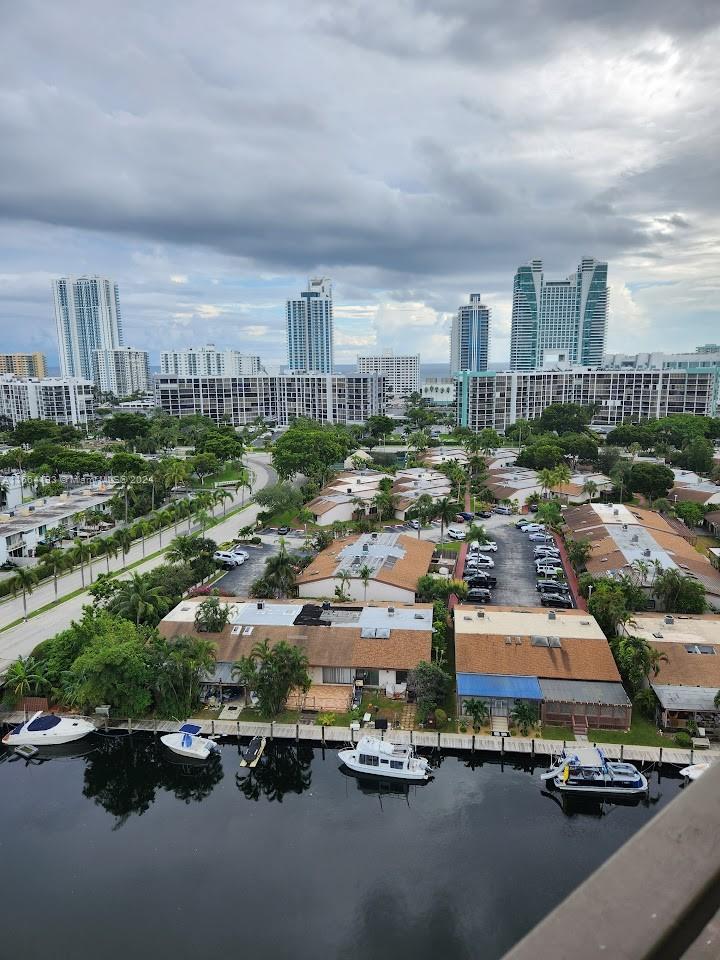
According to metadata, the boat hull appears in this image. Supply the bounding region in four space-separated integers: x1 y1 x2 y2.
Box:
551 775 648 797
338 748 429 782
3 718 95 747
680 762 710 782
160 733 218 761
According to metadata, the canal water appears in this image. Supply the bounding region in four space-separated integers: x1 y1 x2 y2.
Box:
0 734 682 959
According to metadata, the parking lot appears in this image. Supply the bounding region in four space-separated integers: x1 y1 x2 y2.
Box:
486 521 540 607
214 541 278 594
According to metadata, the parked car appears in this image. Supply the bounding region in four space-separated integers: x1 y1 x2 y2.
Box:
493 505 513 515
213 550 244 568
457 511 475 522
537 579 570 593
407 518 420 530
541 593 573 609
231 546 250 560
277 526 290 535
447 526 466 540
475 511 492 519
467 588 492 603
469 539 498 552
466 555 495 569
528 532 553 542
523 524 546 534
515 518 532 528
529 503 539 513
534 545 560 556
536 563 563 577
466 574 497 588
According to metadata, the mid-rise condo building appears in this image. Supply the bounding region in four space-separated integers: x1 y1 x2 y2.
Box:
357 351 419 397
93 347 150 397
0 353 48 378
160 345 264 377
0 375 96 428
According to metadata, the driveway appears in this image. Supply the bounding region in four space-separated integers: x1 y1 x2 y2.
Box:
214 542 278 594
487 520 540 607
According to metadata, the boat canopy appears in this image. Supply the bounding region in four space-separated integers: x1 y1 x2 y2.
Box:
179 723 202 735
26 715 62 732
357 737 399 757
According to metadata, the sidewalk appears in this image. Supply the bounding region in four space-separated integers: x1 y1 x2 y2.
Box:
0 454 273 626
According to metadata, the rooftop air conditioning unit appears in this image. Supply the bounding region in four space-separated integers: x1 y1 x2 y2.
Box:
613 508 619 516
257 601 265 611
371 532 378 541
664 615 674 625
623 524 628 531
476 610 484 618
643 548 651 557
548 610 557 620
388 606 395 616
414 612 424 619
347 488 352 494
362 544 369 552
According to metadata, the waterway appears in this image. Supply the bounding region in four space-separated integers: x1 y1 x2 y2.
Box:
0 734 683 960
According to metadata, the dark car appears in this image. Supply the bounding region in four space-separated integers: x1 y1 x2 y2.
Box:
457 511 475 522
540 593 573 608
475 510 492 519
467 588 492 603
277 526 290 535
536 579 570 593
466 575 497 589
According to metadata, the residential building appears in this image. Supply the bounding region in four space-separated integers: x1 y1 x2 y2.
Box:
155 372 385 426
484 466 612 508
450 294 490 373
420 377 456 406
93 347 150 397
669 469 720 509
510 258 608 370
357 351 419 397
0 375 95 428
0 485 113 565
286 277 334 373
0 353 47 378
160 345 264 377
563 502 720 607
296 532 434 604
421 447 468 469
0 473 23 511
158 598 433 711
625 613 720 735
456 367 717 433
53 276 123 381
454 605 630 730
306 466 453 526
604 348 720 373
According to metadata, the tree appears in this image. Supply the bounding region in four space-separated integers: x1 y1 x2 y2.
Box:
372 490 397 521
272 419 350 485
111 573 170 627
194 594 230 633
3 655 45 698
358 563 373 602
477 428 501 456
408 430 430 454
463 698 489 731
44 547 69 600
588 581 630 637
407 660 452 714
232 639 311 717
652 569 706 614
614 634 668 695
163 458 190 492
214 488 234 517
102 413 151 443
263 547 297 598
70 538 94 588
11 566 37 620
114 527 134 565
110 452 148 523
674 501 705 529
416 575 467 603
166 534 203 565
155 634 216 719
511 702 538 735
516 442 565 470
582 479 599 502
537 468 557 499
435 496 457 547
537 403 595 435
366 415 396 441
566 538 592 574
628 462 674 501
255 482 302 516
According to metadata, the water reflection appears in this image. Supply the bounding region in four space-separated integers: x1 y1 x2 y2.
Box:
338 765 430 807
82 733 223 827
235 740 312 802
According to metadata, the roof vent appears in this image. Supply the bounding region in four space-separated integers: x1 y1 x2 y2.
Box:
643 548 651 557
257 601 265 611
414 612 425 620
476 609 484 618
548 610 557 621
613 508 619 516
664 615 674 625
347 487 352 494
623 524 628 531
388 606 395 616
504 635 512 644
371 532 378 540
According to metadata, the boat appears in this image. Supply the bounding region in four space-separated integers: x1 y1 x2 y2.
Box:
679 761 712 782
338 736 431 781
160 723 219 761
2 711 95 747
540 746 648 797
239 736 266 768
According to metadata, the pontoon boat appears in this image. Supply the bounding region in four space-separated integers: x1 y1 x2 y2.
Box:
540 746 647 797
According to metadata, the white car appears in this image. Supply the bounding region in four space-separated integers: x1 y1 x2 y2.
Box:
466 555 495 569
231 546 250 560
528 532 552 542
447 526 466 540
214 550 245 567
469 540 497 552
408 519 421 530
536 563 562 576
523 524 546 534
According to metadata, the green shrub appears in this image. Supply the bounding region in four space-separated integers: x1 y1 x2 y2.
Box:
434 707 447 726
674 731 692 748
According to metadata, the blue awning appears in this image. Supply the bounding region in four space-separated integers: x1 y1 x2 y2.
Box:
456 673 542 700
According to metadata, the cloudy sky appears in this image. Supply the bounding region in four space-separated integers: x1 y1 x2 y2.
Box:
1 1 719 369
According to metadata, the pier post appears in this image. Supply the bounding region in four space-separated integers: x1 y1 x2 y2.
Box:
211 720 215 736
620 743 624 760
296 723 299 742
659 746 663 764
472 734 475 754
236 721 240 736
501 737 504 757
690 744 694 764
531 739 535 759
410 730 413 746
437 731 441 750
270 721 274 740
321 725 325 745
154 719 157 733
128 717 132 734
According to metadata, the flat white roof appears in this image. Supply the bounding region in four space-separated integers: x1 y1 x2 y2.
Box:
454 605 606 639
628 615 720 646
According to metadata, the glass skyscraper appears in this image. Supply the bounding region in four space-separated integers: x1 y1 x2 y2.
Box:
450 294 490 373
53 276 124 380
286 278 334 373
509 258 608 370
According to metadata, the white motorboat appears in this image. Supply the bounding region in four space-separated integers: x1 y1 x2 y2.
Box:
338 736 431 781
160 723 219 761
540 746 648 797
2 711 95 747
679 761 712 782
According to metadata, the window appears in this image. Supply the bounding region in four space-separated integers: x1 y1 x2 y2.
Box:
359 753 379 767
685 644 716 655
380 759 388 765
390 760 403 770
323 667 353 684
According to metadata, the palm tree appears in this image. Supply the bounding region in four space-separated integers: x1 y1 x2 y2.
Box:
537 468 556 500
582 479 598 503
510 702 538 736
358 563 373 602
630 558 650 587
463 698 490 731
102 537 119 575
114 527 134 566
214 488 233 517
71 538 93 588
149 463 167 512
233 467 254 506
11 567 37 620
335 567 352 602
166 534 201 565
413 493 435 539
435 497 457 548
3 654 44 698
163 458 190 494
566 537 592 574
44 547 69 600
154 508 173 547
137 517 157 558
112 573 169 627
194 508 212 537
263 549 297 599
553 464 572 503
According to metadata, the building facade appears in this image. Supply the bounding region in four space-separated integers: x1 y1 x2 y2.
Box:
159 345 264 377
357 351 419 397
155 373 385 426
456 367 717 433
0 353 48 378
604 349 720 373
53 276 123 381
510 258 608 370
93 347 150 397
286 278 334 373
420 377 456 405
0 376 96 428
450 294 490 373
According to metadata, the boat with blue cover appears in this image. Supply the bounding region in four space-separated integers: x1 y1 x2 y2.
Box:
2 711 95 747
160 723 219 761
541 746 648 797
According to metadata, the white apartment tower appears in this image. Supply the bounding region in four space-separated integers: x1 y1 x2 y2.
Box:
450 294 490 373
53 276 124 380
160 345 264 377
510 258 608 370
93 347 150 397
356 351 419 397
286 278 334 373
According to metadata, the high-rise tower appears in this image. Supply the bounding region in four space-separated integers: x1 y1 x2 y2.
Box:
450 294 490 373
286 278 334 373
53 276 124 380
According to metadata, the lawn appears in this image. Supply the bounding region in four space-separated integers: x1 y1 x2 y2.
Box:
587 716 668 747
694 534 720 558
201 464 250 487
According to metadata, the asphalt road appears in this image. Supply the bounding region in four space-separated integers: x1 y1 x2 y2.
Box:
489 520 542 607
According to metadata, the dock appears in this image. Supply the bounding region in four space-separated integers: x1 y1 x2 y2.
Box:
2 711 715 766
